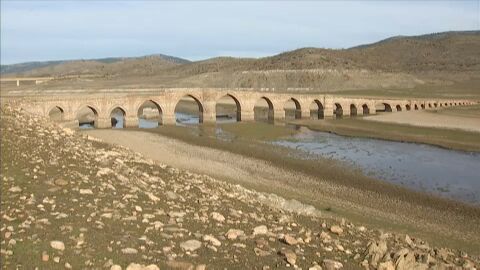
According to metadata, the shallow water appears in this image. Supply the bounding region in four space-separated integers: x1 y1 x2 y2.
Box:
273 127 480 205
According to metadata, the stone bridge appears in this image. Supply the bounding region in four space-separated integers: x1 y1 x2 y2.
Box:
13 88 476 128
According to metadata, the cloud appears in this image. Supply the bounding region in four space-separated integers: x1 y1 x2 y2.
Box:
1 1 478 64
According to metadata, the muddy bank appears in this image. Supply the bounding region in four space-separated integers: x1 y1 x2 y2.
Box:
293 117 480 152
84 127 480 255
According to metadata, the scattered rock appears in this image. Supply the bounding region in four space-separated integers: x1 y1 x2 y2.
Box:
282 234 298 245
280 249 297 265
330 225 343 235
8 186 22 193
54 178 69 186
253 225 268 236
203 234 221 246
79 189 93 195
180 239 202 252
322 259 343 270
210 212 225 222
50 240 65 251
121 248 138 254
364 239 388 267
225 229 245 240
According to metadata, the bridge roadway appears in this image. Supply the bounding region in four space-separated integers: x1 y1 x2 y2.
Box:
12 88 476 128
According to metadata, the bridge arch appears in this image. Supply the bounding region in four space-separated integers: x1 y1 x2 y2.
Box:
395 105 402 112
334 103 343 119
137 100 163 128
254 97 274 123
48 106 65 122
76 105 99 128
406 104 411 111
434 103 438 108
284 98 302 120
216 94 241 122
109 106 127 128
414 104 419 110
376 103 392 113
175 95 204 124
350 104 357 116
310 99 324 119
362 104 370 115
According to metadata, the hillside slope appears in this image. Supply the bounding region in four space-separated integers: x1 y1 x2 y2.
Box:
0 54 190 77
2 31 479 94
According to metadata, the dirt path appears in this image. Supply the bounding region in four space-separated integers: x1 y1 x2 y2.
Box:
364 110 480 132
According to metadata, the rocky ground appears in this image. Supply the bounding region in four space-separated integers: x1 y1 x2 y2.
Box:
1 104 479 269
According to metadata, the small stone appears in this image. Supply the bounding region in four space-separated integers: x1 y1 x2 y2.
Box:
309 265 323 270
121 247 138 254
126 263 143 270
110 265 122 270
404 234 414 247
79 189 93 195
203 234 221 246
378 261 394 270
54 178 69 186
322 259 343 270
330 225 343 235
180 239 202 252
135 205 143 212
210 212 225 222
145 265 160 270
65 262 72 269
225 229 245 240
280 249 297 265
195 265 206 270
9 186 22 193
50 240 65 251
42 251 49 262
282 234 298 245
53 256 60 263
253 225 268 236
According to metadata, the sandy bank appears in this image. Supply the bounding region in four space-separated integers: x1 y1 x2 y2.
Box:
364 110 480 132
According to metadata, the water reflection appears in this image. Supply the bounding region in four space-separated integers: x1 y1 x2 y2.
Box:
273 127 480 205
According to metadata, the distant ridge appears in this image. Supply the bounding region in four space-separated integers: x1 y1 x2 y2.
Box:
350 30 480 49
0 53 191 75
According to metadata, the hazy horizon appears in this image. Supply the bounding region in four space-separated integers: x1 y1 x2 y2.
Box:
1 1 479 65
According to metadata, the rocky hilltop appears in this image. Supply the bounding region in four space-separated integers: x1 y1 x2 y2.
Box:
1 105 479 269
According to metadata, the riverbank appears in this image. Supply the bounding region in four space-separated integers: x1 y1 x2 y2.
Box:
84 125 480 257
293 115 480 152
363 107 480 132
6 105 480 269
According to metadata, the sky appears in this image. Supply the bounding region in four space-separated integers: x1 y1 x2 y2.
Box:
1 1 479 65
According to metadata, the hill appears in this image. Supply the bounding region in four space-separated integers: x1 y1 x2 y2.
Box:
1 31 479 95
0 54 190 76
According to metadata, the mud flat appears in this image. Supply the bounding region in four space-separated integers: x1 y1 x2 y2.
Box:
294 115 480 152
84 126 480 256
363 107 480 132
